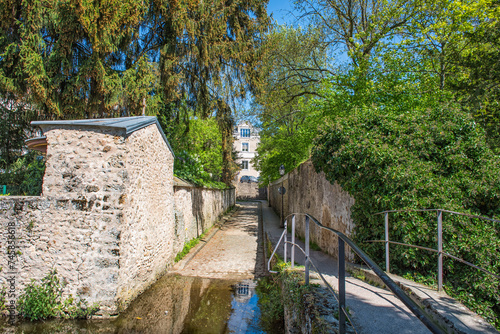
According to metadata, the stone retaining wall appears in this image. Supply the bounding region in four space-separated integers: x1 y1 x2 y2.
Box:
0 117 235 317
269 160 355 260
236 182 266 200
173 186 235 256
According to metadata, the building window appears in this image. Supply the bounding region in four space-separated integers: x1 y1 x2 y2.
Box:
240 128 250 137
242 143 249 152
241 161 249 170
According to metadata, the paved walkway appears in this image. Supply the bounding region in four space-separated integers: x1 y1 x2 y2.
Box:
172 200 497 334
173 202 266 279
262 201 430 334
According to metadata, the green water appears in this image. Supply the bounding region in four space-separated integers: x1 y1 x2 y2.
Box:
0 274 281 334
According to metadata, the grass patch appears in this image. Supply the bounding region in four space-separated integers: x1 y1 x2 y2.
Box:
174 230 208 263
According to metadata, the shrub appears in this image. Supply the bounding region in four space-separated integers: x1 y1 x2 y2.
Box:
0 152 45 196
0 284 6 312
17 270 99 321
312 106 500 327
174 151 228 189
256 276 285 332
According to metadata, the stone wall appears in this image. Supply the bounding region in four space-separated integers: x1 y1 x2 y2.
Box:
173 186 235 256
236 182 266 200
0 118 236 318
116 124 175 310
269 160 355 260
0 196 122 314
0 122 175 315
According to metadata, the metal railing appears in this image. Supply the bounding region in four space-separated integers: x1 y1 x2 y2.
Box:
370 209 500 291
267 213 444 334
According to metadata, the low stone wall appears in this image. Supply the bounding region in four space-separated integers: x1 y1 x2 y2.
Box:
236 182 266 200
269 160 355 260
173 186 235 255
1 120 176 316
0 196 123 314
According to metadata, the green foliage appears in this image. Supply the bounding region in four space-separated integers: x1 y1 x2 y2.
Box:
256 276 285 332
174 234 202 263
448 6 500 153
254 94 323 184
0 100 37 169
252 25 327 184
0 284 6 313
0 152 45 196
255 114 319 184
17 270 99 321
174 151 227 189
312 105 500 328
159 107 229 189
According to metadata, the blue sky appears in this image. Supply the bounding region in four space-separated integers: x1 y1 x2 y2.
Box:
267 0 295 25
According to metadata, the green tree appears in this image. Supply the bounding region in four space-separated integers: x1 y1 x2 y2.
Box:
446 1 500 152
143 0 270 183
292 0 422 65
251 26 327 182
158 104 229 188
0 0 271 184
0 0 145 118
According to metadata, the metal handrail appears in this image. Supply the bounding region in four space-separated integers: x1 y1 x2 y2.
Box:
267 216 358 333
366 240 500 280
374 208 500 224
267 213 444 334
370 209 500 291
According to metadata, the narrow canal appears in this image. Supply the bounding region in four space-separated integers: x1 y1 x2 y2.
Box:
0 274 282 333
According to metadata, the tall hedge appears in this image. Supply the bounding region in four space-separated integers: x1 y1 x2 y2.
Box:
311 106 500 327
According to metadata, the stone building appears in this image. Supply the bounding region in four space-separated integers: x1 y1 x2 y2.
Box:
233 121 260 180
233 121 266 200
0 116 235 317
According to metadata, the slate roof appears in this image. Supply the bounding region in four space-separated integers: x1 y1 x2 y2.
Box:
31 116 174 156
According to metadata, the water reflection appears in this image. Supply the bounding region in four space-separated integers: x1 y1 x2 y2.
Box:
0 275 275 334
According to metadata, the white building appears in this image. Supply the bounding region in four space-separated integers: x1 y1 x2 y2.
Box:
233 121 260 180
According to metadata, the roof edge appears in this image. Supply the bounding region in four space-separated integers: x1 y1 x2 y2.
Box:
31 116 175 157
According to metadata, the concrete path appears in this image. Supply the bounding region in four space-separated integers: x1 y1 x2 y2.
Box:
173 202 265 280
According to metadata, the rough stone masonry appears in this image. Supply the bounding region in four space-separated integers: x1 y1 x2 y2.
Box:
0 117 234 317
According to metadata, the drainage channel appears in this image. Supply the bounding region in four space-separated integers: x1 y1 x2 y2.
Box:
0 274 281 334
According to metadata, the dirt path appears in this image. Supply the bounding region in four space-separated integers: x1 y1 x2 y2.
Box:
173 202 266 280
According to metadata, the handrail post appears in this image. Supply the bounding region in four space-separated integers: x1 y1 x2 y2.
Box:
291 215 296 268
339 238 346 334
437 210 443 292
305 215 310 285
385 212 390 273
284 219 287 263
